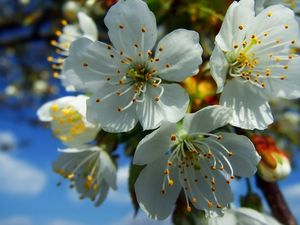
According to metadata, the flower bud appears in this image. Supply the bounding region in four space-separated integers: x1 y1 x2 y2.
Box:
252 135 291 182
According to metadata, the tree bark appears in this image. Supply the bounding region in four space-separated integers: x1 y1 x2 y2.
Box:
256 175 298 225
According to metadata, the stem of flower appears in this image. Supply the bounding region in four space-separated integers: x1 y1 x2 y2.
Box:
256 175 298 225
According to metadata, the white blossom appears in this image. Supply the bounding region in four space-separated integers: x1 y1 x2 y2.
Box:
53 145 117 206
210 0 300 130
200 208 282 225
133 106 260 220
48 12 98 91
37 95 100 147
62 0 203 132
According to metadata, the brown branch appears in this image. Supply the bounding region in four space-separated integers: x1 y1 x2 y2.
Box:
256 175 297 225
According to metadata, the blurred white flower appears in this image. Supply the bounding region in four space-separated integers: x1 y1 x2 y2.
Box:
201 207 282 225
5 85 20 97
133 106 260 220
210 0 300 130
48 12 98 91
53 146 117 206
32 80 48 95
37 95 100 147
62 0 203 132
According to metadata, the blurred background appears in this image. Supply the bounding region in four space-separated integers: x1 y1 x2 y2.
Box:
0 0 300 224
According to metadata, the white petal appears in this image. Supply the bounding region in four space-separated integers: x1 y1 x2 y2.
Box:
204 208 282 225
94 181 109 207
183 105 232 134
136 84 164 130
209 132 261 177
135 155 181 220
104 0 157 59
209 44 229 93
100 150 117 190
220 79 273 130
87 84 138 133
62 37 126 92
212 171 234 207
153 29 203 82
184 165 218 210
78 12 98 41
59 25 79 44
58 146 90 153
133 122 177 165
234 208 282 225
216 0 255 51
247 4 299 55
158 83 189 123
200 160 233 207
264 57 300 99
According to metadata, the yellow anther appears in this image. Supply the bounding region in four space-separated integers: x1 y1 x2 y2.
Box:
168 179 174 187
192 197 197 203
51 104 60 112
67 173 75 180
284 65 288 69
61 19 68 26
207 201 213 208
187 206 192 212
170 134 177 141
267 12 272 17
280 76 286 80
141 26 147 32
238 25 244 30
50 40 57 46
55 30 62 36
53 72 59 78
163 169 169 175
275 57 281 62
284 25 289 29
93 184 98 191
59 135 68 141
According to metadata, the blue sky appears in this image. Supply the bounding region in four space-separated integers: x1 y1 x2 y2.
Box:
0 103 300 225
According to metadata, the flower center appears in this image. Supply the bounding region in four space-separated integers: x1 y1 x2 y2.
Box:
50 104 87 142
226 34 289 88
54 150 101 201
160 132 235 211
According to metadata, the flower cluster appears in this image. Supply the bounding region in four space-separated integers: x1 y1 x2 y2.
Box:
37 0 300 222
210 0 300 130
